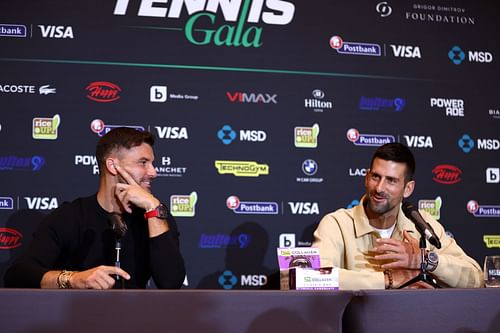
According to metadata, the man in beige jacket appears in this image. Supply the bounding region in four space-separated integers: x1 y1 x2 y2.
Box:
312 143 482 290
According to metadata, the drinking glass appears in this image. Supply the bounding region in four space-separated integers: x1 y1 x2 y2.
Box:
483 255 500 287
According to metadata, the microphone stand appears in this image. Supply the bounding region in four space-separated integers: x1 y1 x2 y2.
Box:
397 234 442 289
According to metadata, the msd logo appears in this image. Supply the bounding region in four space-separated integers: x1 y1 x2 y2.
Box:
226 91 277 104
217 125 267 144
432 165 462 184
38 25 74 39
448 45 493 65
458 134 500 153
86 82 121 102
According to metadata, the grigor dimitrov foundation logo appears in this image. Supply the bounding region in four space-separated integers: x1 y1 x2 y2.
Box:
112 0 296 48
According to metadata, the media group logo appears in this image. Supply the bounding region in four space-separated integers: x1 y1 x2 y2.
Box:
0 155 45 172
0 24 27 37
486 168 499 184
467 200 500 217
448 46 493 65
214 160 269 177
346 128 395 147
226 195 278 215
329 35 381 57
294 124 319 148
170 192 197 217
359 96 406 112
32 114 60 140
150 85 199 102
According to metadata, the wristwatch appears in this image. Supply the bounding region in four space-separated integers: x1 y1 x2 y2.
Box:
425 251 439 272
144 203 169 220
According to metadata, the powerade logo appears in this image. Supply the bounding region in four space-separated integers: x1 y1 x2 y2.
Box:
214 160 269 177
359 96 406 112
90 119 144 137
0 197 14 210
0 24 27 37
113 0 296 48
0 155 45 171
199 233 251 249
226 195 278 215
346 128 395 147
170 192 197 217
418 196 442 220
467 200 500 217
330 35 381 56
430 97 464 117
0 228 23 249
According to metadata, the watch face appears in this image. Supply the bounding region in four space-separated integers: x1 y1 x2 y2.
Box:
158 204 169 219
428 251 438 263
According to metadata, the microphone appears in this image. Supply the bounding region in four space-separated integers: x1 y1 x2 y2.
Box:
402 202 442 249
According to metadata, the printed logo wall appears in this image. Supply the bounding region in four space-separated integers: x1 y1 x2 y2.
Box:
0 0 498 289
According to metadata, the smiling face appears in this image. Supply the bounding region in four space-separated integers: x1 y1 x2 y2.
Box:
364 157 415 220
114 143 157 191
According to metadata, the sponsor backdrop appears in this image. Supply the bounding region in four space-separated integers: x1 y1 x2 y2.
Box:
0 1 499 289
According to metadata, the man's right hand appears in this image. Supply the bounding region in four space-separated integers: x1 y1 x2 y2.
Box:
69 266 130 289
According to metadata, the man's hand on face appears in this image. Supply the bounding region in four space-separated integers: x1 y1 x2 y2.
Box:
113 163 160 213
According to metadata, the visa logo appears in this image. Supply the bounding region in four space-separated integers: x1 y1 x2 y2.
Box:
390 45 422 58
288 202 319 215
155 126 188 139
24 197 58 210
38 25 74 39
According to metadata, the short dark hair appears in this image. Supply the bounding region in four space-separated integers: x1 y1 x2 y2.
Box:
96 127 155 169
370 143 415 182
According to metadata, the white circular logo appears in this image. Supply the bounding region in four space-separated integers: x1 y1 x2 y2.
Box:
329 35 343 49
90 119 105 133
226 196 240 210
376 2 392 17
466 200 479 214
346 128 360 142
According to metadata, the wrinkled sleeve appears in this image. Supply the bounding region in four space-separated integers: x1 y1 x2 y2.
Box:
313 213 385 290
149 212 186 289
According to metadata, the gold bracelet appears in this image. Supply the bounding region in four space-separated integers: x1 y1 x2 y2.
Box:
57 270 75 289
384 269 393 289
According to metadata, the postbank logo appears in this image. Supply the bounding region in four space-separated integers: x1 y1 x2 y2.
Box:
32 114 61 140
483 235 500 249
90 119 144 137
215 160 269 177
295 123 319 148
467 200 500 217
170 191 197 217
226 195 278 215
346 128 395 147
418 196 442 220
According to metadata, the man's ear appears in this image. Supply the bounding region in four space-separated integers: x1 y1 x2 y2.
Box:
403 180 415 198
105 158 117 176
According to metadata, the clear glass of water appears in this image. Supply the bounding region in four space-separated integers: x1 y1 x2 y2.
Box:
484 255 500 287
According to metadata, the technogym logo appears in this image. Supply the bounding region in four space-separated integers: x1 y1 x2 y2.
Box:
113 0 296 48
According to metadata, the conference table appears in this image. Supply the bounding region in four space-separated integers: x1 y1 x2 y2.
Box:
0 288 498 332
